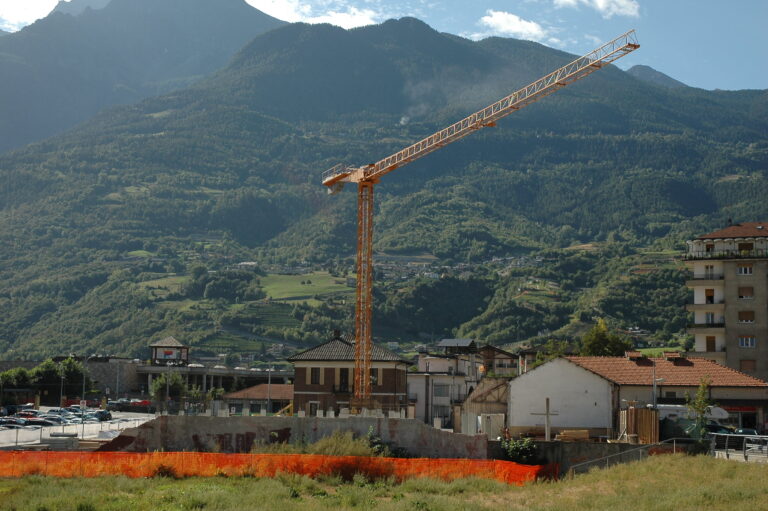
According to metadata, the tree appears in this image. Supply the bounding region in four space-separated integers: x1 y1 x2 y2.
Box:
59 357 91 398
30 359 63 404
580 319 631 356
150 371 186 411
686 377 714 440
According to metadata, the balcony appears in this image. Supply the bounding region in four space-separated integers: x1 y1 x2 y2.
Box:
688 273 724 280
687 322 725 335
686 302 725 312
685 249 768 261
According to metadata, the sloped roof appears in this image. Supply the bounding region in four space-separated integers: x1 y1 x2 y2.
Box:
287 337 407 363
149 336 187 348
697 222 768 240
223 384 293 401
479 344 515 357
566 356 768 388
438 339 475 348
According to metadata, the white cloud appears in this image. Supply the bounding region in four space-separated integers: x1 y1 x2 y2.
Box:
246 0 380 29
553 0 639 18
466 10 549 41
0 0 59 32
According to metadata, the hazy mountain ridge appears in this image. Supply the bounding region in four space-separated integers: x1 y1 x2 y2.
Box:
0 0 285 152
627 64 688 89
0 17 767 358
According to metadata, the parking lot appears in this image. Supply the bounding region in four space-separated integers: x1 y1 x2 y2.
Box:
0 406 154 448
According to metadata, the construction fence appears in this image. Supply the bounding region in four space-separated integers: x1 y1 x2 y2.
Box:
0 451 553 484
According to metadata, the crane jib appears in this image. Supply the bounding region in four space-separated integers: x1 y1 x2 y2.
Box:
322 30 638 187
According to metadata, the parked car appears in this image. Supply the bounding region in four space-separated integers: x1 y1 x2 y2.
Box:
23 419 55 427
704 423 734 434
93 410 112 421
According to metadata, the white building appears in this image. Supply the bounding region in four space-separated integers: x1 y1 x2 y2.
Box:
507 357 614 437
407 349 482 428
508 354 768 437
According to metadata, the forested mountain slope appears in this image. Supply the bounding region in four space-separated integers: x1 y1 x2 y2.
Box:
0 18 766 358
0 0 284 152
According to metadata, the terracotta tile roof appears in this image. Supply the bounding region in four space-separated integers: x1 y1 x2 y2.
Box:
697 222 768 240
566 356 768 387
149 336 187 347
287 337 407 363
223 384 293 401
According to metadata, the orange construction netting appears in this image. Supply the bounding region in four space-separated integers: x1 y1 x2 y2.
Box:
0 451 552 484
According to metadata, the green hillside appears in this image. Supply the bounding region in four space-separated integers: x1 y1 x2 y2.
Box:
0 17 765 358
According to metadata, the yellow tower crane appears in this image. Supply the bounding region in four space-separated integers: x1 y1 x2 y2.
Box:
322 30 639 407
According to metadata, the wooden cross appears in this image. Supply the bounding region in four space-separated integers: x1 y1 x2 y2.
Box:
530 397 559 441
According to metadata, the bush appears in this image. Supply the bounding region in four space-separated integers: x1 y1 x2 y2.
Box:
500 436 538 465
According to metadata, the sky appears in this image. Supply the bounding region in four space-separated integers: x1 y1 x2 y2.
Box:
0 0 766 91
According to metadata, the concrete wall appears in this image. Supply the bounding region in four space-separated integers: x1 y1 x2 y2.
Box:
488 440 687 475
103 416 489 459
508 358 613 432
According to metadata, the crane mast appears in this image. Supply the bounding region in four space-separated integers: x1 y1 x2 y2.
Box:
322 30 639 408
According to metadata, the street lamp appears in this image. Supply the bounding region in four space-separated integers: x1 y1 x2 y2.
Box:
651 360 665 408
266 366 273 415
81 354 96 438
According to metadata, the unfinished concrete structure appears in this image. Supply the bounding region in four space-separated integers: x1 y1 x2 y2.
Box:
100 416 489 459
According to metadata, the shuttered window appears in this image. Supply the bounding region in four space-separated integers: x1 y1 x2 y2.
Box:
738 311 755 323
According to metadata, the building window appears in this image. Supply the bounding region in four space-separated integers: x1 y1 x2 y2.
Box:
704 312 715 325
740 360 756 373
739 287 754 299
738 242 754 252
738 336 756 348
706 336 716 352
432 405 450 419
737 264 753 275
705 244 714 253
665 391 677 398
310 367 320 385
705 288 715 304
738 311 755 323
433 384 450 398
704 264 715 278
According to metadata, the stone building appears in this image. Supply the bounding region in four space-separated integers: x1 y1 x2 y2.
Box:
685 222 768 380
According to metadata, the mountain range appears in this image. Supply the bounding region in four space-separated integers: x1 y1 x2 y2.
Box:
0 4 766 358
0 0 284 152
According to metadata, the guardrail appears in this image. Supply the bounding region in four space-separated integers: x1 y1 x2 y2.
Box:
567 438 696 478
709 433 768 461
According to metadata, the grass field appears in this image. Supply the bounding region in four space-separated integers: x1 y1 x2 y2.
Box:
261 271 353 303
0 455 764 510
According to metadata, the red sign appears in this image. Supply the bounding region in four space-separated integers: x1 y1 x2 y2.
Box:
722 406 756 412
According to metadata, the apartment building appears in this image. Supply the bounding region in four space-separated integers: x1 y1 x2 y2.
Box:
685 222 768 380
287 333 408 416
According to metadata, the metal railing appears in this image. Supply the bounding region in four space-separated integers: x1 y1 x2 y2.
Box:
685 249 768 260
687 322 725 328
709 433 768 461
688 274 724 280
567 438 695 478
